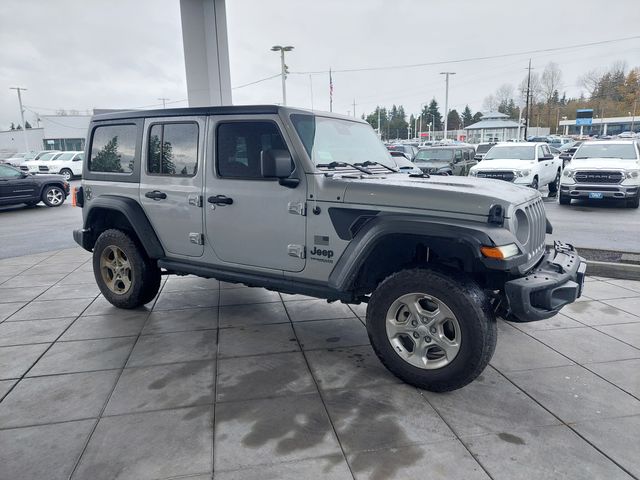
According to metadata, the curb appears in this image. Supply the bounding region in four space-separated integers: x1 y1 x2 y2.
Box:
585 260 640 281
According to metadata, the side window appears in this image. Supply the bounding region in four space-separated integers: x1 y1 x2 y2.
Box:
463 150 470 160
537 146 544 159
454 149 462 162
74 153 84 162
148 123 198 176
542 145 551 157
0 165 22 178
217 121 288 179
89 124 137 173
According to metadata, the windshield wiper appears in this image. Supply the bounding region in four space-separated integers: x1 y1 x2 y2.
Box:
316 161 373 174
354 161 398 173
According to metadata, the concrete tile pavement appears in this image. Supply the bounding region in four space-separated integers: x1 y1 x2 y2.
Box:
0 247 638 479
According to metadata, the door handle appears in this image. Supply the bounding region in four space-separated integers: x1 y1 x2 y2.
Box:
208 195 233 205
145 190 167 200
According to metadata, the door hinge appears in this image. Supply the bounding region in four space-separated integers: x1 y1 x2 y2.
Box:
189 233 204 245
287 244 305 259
287 201 306 216
188 194 203 207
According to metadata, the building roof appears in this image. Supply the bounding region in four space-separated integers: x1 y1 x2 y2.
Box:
464 117 520 130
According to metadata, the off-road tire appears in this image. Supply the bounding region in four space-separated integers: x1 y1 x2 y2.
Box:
366 267 497 392
60 169 73 181
93 229 161 309
548 169 560 193
41 185 65 207
559 193 571 205
627 196 640 209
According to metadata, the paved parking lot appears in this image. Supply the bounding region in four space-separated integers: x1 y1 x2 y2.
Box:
1 247 640 479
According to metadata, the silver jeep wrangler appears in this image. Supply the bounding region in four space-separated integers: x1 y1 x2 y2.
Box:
74 105 586 392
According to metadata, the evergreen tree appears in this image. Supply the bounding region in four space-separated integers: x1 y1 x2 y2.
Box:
472 112 483 123
24 121 32 129
10 122 15 130
423 99 442 131
462 105 473 127
16 124 22 130
91 136 122 172
447 109 462 131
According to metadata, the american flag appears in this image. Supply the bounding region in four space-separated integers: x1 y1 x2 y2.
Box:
329 68 333 112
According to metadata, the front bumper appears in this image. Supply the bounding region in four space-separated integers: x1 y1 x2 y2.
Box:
560 183 639 200
504 241 586 322
73 228 92 251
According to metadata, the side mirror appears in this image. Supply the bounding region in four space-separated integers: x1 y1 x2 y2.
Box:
261 149 298 187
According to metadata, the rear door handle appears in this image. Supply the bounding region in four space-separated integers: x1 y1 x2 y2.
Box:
145 190 167 200
208 195 233 205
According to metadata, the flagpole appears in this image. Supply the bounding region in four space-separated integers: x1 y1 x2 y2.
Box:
329 68 333 112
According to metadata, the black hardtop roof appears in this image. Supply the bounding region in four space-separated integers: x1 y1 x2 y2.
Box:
90 104 361 123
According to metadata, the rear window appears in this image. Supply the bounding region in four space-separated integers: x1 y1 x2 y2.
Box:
89 124 137 173
476 144 493 154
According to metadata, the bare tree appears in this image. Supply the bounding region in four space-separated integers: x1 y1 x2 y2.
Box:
541 62 563 104
495 84 515 105
519 72 541 104
482 94 498 112
578 69 601 97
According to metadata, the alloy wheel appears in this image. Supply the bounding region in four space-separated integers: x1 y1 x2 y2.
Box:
385 292 461 370
46 187 64 205
100 245 133 294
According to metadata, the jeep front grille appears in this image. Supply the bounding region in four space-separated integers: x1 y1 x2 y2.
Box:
476 170 515 182
521 198 546 271
575 171 623 184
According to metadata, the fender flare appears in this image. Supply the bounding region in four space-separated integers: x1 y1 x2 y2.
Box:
327 214 518 291
84 195 165 259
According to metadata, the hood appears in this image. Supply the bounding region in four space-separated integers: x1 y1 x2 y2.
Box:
472 159 536 171
567 158 640 171
413 160 450 169
338 174 539 218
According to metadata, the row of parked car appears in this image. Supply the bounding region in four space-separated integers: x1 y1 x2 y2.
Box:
386 138 640 208
2 150 84 181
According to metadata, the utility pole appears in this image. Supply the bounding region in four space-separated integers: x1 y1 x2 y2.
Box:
271 45 294 105
157 97 169 108
377 107 381 138
631 99 637 132
353 99 356 118
440 72 456 140
10 86 29 151
524 59 532 140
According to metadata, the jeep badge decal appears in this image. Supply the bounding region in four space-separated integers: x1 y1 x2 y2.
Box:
310 236 334 263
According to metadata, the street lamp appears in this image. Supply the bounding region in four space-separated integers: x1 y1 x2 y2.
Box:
440 72 456 140
271 45 294 105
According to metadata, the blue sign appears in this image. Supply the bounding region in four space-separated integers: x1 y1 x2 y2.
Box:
576 109 593 126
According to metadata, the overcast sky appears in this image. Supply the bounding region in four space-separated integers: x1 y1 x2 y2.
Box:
1 0 639 129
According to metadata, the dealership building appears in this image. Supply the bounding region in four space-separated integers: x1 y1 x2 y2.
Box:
559 115 638 136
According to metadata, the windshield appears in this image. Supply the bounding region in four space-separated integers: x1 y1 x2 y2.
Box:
23 152 38 161
291 114 396 169
414 149 453 162
476 144 493 154
484 146 535 160
574 143 638 160
55 152 76 161
39 153 59 162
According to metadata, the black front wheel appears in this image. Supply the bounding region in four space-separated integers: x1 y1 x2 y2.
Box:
93 229 161 309
367 268 497 392
530 177 539 190
548 170 560 193
627 196 640 209
559 193 571 205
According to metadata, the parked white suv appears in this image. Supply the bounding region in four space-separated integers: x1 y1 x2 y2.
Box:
20 151 62 174
559 140 640 208
469 142 562 193
40 151 84 180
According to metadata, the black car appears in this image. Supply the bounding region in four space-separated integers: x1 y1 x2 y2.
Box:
386 144 418 160
413 145 477 175
0 164 70 207
558 141 582 168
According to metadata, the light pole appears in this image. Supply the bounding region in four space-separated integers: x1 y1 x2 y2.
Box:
9 86 29 151
271 45 294 105
440 72 455 140
157 97 169 108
